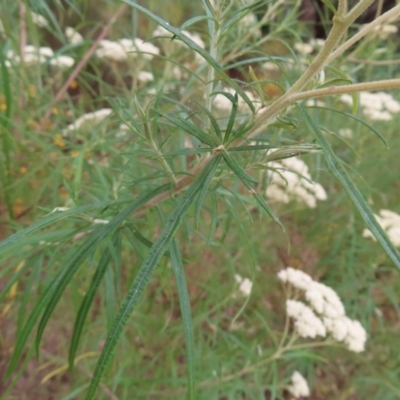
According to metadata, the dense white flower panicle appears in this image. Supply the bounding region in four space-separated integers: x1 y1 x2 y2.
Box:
95 38 159 62
31 11 49 28
340 92 400 121
278 267 367 352
266 157 327 208
62 108 113 135
65 27 84 44
234 274 253 296
363 209 400 247
288 371 310 398
50 55 75 68
286 300 326 338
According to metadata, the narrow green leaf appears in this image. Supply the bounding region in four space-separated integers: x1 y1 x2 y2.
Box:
160 111 218 147
162 147 213 157
0 45 14 219
317 106 387 148
68 245 112 370
125 224 171 257
85 156 222 400
222 150 258 184
224 93 238 144
223 152 283 229
298 105 400 270
193 100 222 141
195 153 222 226
35 185 170 355
170 239 195 399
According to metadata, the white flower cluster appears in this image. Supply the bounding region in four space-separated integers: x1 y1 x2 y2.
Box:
278 267 367 352
288 371 310 398
363 209 400 247
31 11 48 28
266 157 327 208
213 87 261 114
6 46 74 68
234 274 253 296
95 38 159 62
294 39 325 55
62 108 113 136
340 92 400 121
65 26 84 45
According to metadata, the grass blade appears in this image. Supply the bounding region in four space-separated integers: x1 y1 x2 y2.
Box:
170 239 195 399
298 104 400 270
85 156 222 400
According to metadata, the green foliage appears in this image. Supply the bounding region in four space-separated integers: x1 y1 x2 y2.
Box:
1 0 400 399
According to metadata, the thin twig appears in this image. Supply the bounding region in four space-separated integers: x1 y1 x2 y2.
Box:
39 3 128 126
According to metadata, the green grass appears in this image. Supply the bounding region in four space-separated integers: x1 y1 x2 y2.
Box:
1 0 400 399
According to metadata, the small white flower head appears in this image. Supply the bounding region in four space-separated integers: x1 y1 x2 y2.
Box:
277 267 314 291
288 371 310 398
62 108 113 135
92 218 109 224
65 26 84 44
137 71 154 83
338 128 353 139
31 11 48 28
342 317 367 352
286 300 326 338
213 87 261 114
306 99 326 107
363 209 400 247
234 274 253 296
294 42 314 55
50 55 75 68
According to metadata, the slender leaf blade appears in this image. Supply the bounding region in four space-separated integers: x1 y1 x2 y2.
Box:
170 239 195 399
